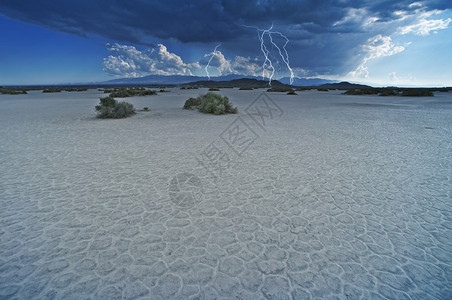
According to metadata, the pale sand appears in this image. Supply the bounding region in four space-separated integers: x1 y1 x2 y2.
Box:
0 88 451 299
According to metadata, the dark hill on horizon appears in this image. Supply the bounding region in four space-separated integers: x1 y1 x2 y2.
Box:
183 78 287 88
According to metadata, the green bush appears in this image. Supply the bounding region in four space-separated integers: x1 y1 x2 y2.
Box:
267 87 293 92
183 97 202 109
378 89 398 96
208 87 220 91
143 107 150 111
64 87 88 92
184 93 238 115
107 87 157 98
199 93 237 115
287 91 297 95
317 88 328 92
95 96 135 119
401 89 434 97
43 88 62 93
239 87 254 90
0 88 27 95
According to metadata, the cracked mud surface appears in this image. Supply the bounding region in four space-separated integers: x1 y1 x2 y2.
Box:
1 89 451 299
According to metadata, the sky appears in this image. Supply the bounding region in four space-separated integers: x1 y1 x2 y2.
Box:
0 0 451 86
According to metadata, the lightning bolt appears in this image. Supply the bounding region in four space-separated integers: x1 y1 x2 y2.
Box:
205 44 221 80
243 24 294 86
257 26 275 86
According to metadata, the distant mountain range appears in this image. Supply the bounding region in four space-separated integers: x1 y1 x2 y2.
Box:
279 77 336 86
99 74 338 87
102 74 251 85
183 78 287 88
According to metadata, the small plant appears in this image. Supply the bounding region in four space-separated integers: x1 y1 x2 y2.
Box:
184 92 238 115
267 87 293 92
183 97 202 109
287 91 297 95
208 87 220 91
317 88 328 92
401 89 434 97
143 107 150 111
43 88 62 93
239 87 254 90
107 87 157 98
0 88 27 95
378 89 398 96
95 96 135 119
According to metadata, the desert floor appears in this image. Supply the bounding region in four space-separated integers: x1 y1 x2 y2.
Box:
1 88 451 299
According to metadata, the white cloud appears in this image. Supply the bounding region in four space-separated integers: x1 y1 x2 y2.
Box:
398 17 451 35
350 35 405 78
389 72 398 82
231 56 261 76
202 49 233 76
333 8 379 28
197 49 265 77
103 43 200 77
393 6 451 36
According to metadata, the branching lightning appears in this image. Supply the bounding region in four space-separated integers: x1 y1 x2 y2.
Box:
243 24 294 86
257 26 275 86
205 44 221 80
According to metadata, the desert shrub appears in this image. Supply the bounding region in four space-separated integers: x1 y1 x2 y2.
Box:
0 88 27 95
378 89 398 96
317 88 328 92
199 93 237 115
64 87 88 92
95 96 135 119
239 87 254 90
208 88 220 91
143 107 150 111
43 88 62 93
295 87 312 91
184 93 238 115
267 87 293 92
401 89 434 97
106 87 157 98
287 91 297 95
183 97 202 109
343 89 379 95
159 89 170 92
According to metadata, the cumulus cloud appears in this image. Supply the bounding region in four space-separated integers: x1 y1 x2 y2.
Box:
104 44 266 78
231 56 262 76
103 43 200 77
201 49 233 76
200 50 263 77
350 35 405 78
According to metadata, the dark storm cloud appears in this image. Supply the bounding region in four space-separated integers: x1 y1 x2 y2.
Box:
1 0 448 43
1 0 450 76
